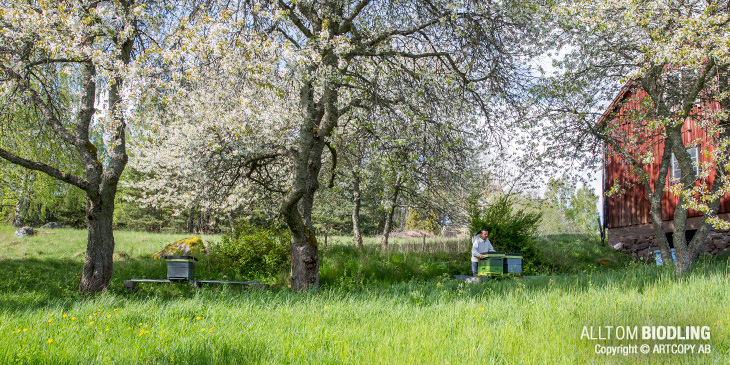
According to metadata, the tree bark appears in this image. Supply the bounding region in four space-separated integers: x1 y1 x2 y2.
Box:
13 174 32 227
648 140 673 265
79 191 116 292
352 171 363 250
13 196 29 227
668 129 697 274
282 76 337 291
380 176 402 251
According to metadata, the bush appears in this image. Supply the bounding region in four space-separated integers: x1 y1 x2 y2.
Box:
211 225 290 279
469 195 542 273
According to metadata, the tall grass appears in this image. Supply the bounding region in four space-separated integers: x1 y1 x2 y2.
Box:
0 226 728 364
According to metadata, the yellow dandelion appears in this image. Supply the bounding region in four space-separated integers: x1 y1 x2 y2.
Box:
196 317 201 320
89 321 94 326
88 316 93 319
325 306 328 310
48 319 53 323
105 328 109 332
480 308 484 311
62 314 67 318
23 328 28 332
97 309 101 312
114 309 118 312
49 314 53 316
93 313 98 316
47 339 53 343
180 318 185 321
106 314 111 318
71 317 75 321
138 323 143 326
201 328 205 332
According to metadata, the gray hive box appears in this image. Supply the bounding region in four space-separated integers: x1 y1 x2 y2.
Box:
503 253 523 275
162 255 198 281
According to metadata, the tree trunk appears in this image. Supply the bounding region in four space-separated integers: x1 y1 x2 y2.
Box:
648 182 672 265
13 196 29 227
352 171 363 250
668 130 696 274
283 188 320 290
289 234 319 290
380 177 402 251
281 77 336 291
641 136 673 264
13 174 32 227
79 193 116 293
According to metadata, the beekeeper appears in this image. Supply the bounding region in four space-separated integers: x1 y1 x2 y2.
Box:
471 229 494 276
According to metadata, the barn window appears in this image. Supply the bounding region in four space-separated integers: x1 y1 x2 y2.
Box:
671 147 699 183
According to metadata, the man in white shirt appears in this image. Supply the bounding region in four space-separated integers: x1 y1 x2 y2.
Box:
471 229 494 276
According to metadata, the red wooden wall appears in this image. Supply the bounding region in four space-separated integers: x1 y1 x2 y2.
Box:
603 86 730 229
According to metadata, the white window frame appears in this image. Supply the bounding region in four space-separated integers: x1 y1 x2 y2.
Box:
671 146 699 183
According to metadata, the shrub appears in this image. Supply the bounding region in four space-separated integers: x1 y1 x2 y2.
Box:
211 225 290 279
469 194 542 273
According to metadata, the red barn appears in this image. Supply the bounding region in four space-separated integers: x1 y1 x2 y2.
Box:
602 82 730 258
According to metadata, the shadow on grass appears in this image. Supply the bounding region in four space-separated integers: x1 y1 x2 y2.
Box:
0 246 727 311
0 254 271 310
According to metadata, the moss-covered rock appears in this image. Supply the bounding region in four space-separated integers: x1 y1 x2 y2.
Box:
152 236 208 259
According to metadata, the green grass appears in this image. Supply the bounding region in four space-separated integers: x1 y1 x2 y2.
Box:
0 226 728 364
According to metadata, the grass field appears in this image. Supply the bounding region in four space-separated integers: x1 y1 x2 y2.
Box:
0 226 728 364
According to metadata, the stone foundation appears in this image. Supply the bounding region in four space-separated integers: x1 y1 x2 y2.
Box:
607 214 730 259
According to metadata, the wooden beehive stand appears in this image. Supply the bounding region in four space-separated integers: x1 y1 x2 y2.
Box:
123 255 264 292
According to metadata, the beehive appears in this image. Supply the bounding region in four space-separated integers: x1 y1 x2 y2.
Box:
477 252 505 276
503 253 523 275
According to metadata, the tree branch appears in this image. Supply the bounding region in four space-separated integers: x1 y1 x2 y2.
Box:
0 148 89 190
277 0 313 39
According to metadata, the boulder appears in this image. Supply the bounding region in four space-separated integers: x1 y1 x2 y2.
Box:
637 248 650 258
41 222 62 229
634 241 650 251
715 240 730 250
14 227 38 237
152 237 208 259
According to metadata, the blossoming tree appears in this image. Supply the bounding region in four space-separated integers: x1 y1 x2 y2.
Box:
538 0 730 273
131 0 541 290
0 0 145 292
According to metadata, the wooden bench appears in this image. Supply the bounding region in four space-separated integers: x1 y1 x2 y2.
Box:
123 256 264 292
